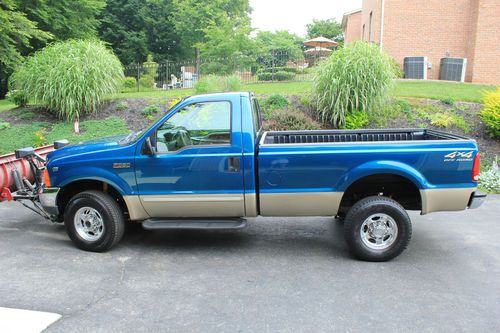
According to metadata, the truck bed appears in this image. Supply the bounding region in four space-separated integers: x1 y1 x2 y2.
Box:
261 129 468 145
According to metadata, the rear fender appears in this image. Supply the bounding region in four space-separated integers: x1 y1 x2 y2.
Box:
336 160 427 192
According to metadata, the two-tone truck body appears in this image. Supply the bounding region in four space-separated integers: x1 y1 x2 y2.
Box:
3 92 485 261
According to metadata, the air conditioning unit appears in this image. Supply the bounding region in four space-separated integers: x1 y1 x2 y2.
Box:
404 57 427 80
440 58 467 82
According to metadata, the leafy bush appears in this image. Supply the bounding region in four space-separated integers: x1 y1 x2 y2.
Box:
262 109 321 131
428 112 470 133
274 71 295 81
139 76 155 89
17 110 36 120
480 88 500 138
299 95 312 108
115 102 128 111
6 89 28 107
142 105 160 117
10 40 123 124
122 77 137 89
312 41 397 127
342 111 369 129
223 75 243 92
263 94 289 110
440 97 455 106
368 102 403 127
479 159 500 193
393 99 412 113
0 122 11 131
194 75 243 94
257 72 273 81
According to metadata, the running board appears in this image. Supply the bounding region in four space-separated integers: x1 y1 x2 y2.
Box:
142 218 247 230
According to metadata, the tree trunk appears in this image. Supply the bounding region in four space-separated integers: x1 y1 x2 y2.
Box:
73 119 80 134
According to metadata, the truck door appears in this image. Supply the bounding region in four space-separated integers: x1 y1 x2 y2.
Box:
135 97 245 217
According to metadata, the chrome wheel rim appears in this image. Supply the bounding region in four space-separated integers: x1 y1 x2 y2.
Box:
360 213 398 250
74 207 105 242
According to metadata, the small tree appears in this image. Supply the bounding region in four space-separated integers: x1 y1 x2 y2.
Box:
11 39 123 133
312 41 397 127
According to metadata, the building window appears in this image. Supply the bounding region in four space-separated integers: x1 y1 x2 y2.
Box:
369 11 373 42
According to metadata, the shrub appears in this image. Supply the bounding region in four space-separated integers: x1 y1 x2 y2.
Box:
262 109 321 131
342 111 369 129
17 110 36 120
194 75 243 94
122 77 137 89
428 112 470 134
6 89 28 107
10 40 123 126
139 76 155 89
368 102 403 127
393 99 412 113
263 94 289 110
0 122 10 131
312 41 397 127
440 97 455 106
479 159 500 193
33 129 47 147
115 102 128 111
223 75 243 92
299 95 312 108
257 72 273 81
480 88 500 138
274 71 295 81
142 105 160 117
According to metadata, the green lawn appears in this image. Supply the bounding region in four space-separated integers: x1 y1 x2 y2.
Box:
392 80 495 103
0 117 129 155
0 99 15 113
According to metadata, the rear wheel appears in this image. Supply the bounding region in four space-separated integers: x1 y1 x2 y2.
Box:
64 190 125 252
344 196 412 262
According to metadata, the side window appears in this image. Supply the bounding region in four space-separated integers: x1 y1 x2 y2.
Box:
252 98 262 134
156 101 231 152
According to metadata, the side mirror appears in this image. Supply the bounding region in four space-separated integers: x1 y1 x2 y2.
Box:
144 137 156 156
54 139 69 149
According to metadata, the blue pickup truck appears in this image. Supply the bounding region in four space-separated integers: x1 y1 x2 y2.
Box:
9 92 485 261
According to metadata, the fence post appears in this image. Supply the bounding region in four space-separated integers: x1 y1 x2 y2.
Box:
136 63 140 92
271 51 275 82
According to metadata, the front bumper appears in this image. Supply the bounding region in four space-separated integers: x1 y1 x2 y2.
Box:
468 191 487 210
39 187 60 216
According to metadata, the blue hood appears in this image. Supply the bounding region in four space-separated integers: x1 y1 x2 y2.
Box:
47 134 129 161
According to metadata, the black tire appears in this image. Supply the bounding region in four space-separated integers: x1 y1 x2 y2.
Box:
344 196 412 262
64 190 125 252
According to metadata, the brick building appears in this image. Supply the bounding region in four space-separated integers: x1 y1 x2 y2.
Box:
342 0 500 84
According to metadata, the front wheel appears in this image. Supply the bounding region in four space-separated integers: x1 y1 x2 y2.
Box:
344 196 412 262
64 190 125 252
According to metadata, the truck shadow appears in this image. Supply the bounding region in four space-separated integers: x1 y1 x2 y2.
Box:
119 217 349 259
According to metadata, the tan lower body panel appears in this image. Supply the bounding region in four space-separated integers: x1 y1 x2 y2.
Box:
123 196 150 221
136 194 245 218
420 187 475 214
259 192 343 216
244 193 258 217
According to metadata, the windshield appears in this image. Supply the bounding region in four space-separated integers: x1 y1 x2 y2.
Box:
118 97 186 145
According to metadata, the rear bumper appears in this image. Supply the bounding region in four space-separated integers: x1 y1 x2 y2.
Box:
39 187 60 216
468 191 487 210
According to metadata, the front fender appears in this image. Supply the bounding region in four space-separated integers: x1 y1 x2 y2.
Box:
55 166 134 195
335 160 428 192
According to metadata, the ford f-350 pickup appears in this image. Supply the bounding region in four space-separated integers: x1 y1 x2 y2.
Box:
3 92 486 261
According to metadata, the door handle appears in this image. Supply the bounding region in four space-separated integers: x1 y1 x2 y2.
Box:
228 157 241 172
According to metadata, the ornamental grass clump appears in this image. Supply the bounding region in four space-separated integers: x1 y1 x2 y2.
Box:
11 40 123 133
313 41 398 128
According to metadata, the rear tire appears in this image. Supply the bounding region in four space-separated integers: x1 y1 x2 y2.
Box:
344 196 412 262
64 190 125 252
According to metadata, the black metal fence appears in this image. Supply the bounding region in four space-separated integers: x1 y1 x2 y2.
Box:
123 51 320 92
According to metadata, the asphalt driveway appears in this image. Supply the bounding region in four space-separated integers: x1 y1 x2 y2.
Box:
0 196 499 332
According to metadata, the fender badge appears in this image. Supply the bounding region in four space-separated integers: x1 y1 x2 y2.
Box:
113 163 131 169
